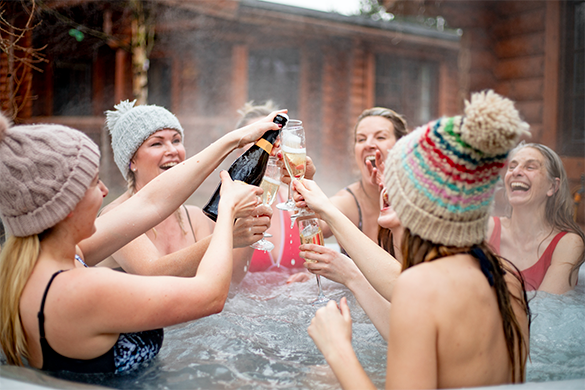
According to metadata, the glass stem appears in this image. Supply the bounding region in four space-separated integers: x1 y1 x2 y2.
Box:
316 275 324 298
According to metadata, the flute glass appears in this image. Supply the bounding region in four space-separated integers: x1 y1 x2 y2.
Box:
298 217 328 305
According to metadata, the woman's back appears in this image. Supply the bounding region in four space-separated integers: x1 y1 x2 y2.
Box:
387 254 528 389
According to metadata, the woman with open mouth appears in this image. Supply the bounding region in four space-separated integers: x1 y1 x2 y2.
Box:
97 100 272 283
487 142 585 294
286 107 408 284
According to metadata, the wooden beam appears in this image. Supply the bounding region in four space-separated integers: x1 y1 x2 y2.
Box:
115 48 127 104
231 44 248 114
541 0 560 149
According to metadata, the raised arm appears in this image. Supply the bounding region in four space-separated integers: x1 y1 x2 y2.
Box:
301 245 391 339
294 179 401 301
74 172 262 335
80 112 284 265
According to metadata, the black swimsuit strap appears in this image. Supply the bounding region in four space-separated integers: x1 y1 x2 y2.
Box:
470 246 497 287
38 270 66 339
344 187 363 231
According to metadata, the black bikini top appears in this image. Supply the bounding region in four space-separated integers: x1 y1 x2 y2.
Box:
38 265 163 374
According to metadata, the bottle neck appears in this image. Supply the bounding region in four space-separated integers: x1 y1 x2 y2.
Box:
255 129 279 154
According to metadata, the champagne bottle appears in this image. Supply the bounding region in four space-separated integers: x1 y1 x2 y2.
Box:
202 113 288 221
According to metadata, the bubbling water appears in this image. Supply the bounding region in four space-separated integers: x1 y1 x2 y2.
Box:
526 281 585 382
65 271 386 389
5 268 584 389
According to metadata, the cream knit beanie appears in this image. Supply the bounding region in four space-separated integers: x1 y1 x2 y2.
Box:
0 112 100 237
384 90 530 247
105 100 184 180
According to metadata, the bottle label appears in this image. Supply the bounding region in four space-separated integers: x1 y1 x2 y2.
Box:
255 138 272 155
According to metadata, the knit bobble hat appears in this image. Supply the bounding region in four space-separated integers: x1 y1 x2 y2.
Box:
384 90 529 247
105 100 184 180
0 112 100 237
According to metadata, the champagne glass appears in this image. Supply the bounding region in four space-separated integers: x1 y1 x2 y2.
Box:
250 157 281 251
298 217 328 305
276 120 305 212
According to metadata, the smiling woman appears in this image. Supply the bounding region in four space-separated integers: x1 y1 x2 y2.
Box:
97 100 271 282
316 107 408 249
487 142 585 294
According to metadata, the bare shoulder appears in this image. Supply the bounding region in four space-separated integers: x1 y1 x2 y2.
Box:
185 204 214 233
329 182 360 216
553 232 585 265
394 263 442 303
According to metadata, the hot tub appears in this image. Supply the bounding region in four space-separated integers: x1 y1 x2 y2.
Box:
2 266 584 389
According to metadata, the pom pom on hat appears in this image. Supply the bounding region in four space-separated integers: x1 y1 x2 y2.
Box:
105 99 137 134
461 90 530 155
384 90 529 247
105 100 184 180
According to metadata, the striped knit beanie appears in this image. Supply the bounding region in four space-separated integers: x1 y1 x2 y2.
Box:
0 112 100 237
384 90 529 247
105 100 184 180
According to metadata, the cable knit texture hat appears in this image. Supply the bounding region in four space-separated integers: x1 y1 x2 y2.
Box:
385 90 529 247
105 100 184 180
0 113 100 237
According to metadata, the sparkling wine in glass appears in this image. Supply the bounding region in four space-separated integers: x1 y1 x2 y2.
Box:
298 217 328 305
276 120 306 212
250 157 280 251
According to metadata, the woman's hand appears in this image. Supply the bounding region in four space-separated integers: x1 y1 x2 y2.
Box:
218 171 263 219
300 245 359 287
232 110 288 149
277 154 315 185
365 150 385 193
291 179 333 217
232 204 272 247
308 297 353 360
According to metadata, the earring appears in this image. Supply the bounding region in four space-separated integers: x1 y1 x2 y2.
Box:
132 168 137 172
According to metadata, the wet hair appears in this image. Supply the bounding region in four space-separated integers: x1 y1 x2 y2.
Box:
507 142 585 286
236 100 278 129
377 227 395 258
0 234 41 365
400 228 530 383
353 107 408 143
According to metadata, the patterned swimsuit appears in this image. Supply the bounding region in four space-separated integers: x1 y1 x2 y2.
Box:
38 256 164 374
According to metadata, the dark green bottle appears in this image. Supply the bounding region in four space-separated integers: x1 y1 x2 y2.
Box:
202 113 288 222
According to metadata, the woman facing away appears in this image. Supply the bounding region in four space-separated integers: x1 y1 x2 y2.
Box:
97 101 271 283
0 110 282 374
487 142 585 294
295 90 531 389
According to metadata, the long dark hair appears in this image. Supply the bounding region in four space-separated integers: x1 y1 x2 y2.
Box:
377 227 395 257
401 228 531 383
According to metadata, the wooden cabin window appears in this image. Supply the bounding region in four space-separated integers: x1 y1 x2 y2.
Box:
374 55 438 128
248 48 300 114
148 58 172 110
53 60 92 116
558 0 584 156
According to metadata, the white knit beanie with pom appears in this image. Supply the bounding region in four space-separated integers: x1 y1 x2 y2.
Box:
384 90 529 247
0 112 100 237
105 100 184 180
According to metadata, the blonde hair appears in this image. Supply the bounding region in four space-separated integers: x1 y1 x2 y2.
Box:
236 100 278 129
0 234 41 365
